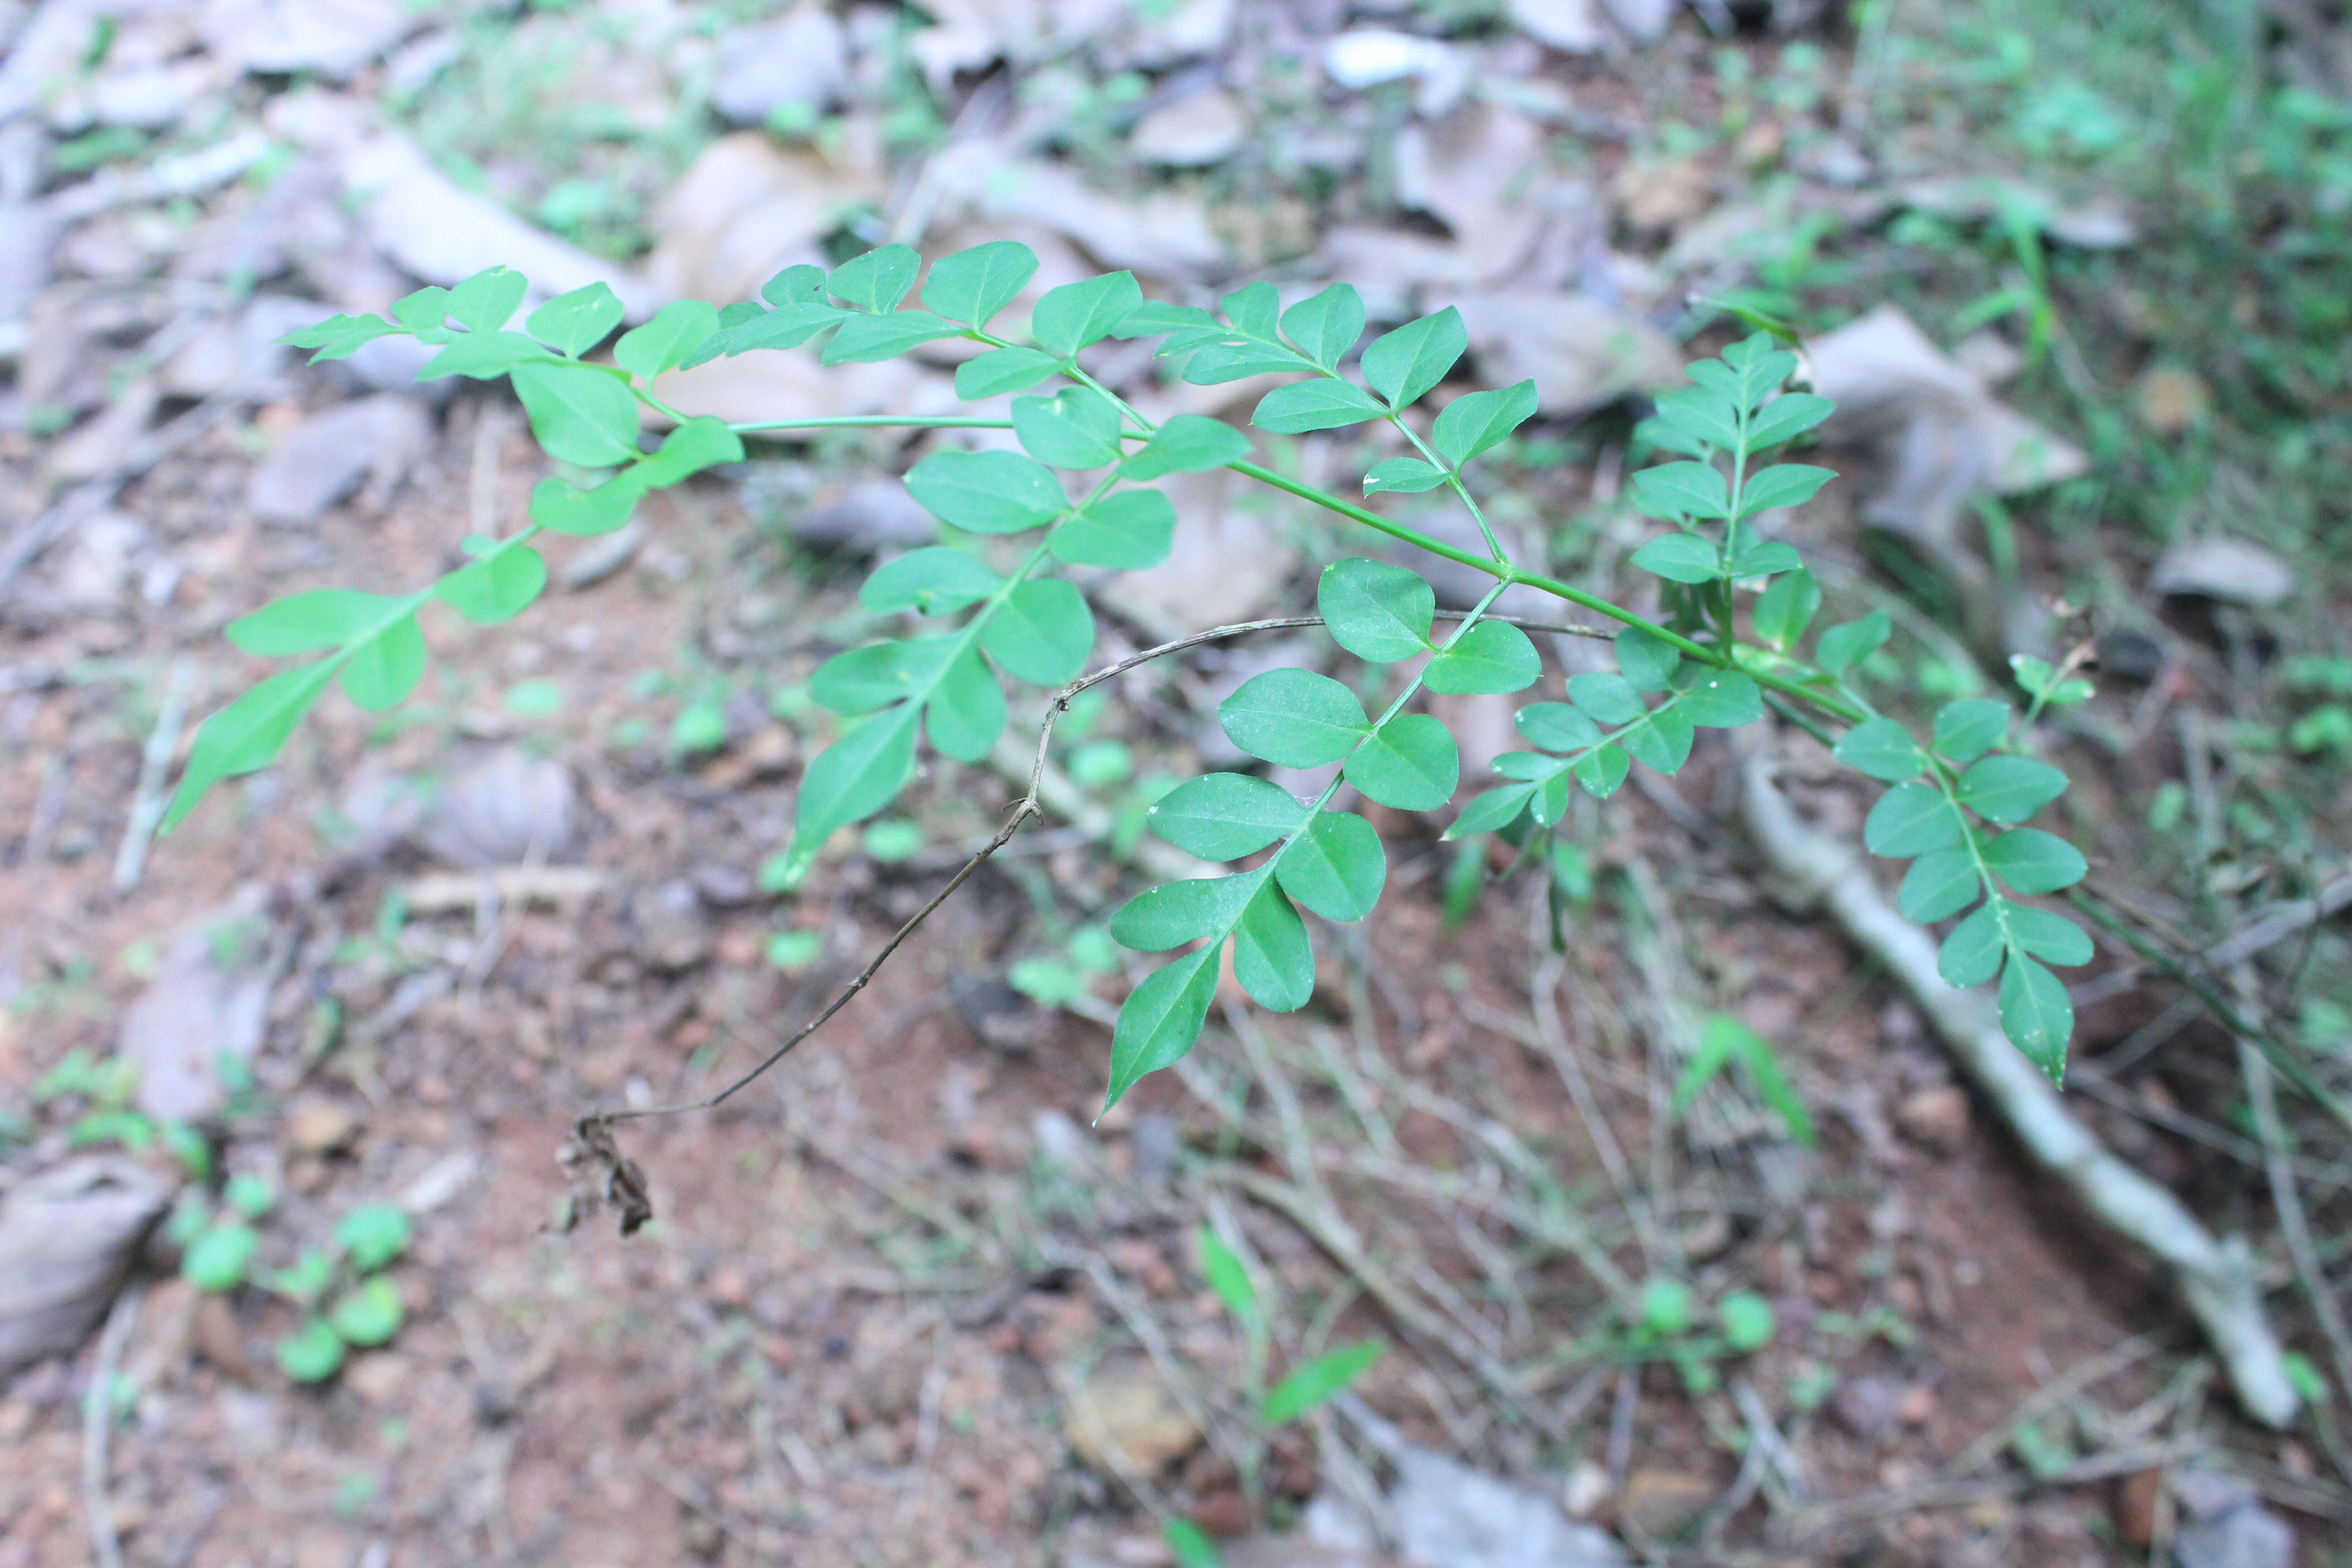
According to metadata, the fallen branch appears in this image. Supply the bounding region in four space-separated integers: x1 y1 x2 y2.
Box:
1737 738 2300 1428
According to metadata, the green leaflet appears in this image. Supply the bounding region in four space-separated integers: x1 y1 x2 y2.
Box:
1938 902 2007 986
1632 461 1730 521
1264 1341 1385 1424
1954 755 2068 823
1652 386 1741 450
340 616 427 711
1363 457 1446 494
1233 882 1314 1010
1147 773 1301 860
790 703 922 861
525 282 624 357
1980 828 2087 893
1618 706 1694 774
1279 283 1365 368
821 310 961 364
530 471 645 536
1104 944 1219 1110
1360 308 1464 408
1615 627 1681 692
1196 1226 1259 1320
1816 610 1890 677
162 661 339 831
328 1277 404 1348
1899 847 1981 923
921 240 1038 328
1728 540 1804 578
1751 567 1820 648
811 637 961 714
1424 621 1539 695
956 346 1063 400
1050 488 1175 569
1032 271 1142 357
685 301 846 366
1111 875 1254 951
1219 669 1369 767
615 299 720 382
228 589 411 654
636 416 744 487
1631 533 1720 584
1517 702 1602 754
1343 713 1458 810
1013 387 1124 469
1318 558 1434 663
391 286 453 335
415 331 555 382
1122 415 1247 480
1932 698 2012 763
1431 379 1537 467
904 449 1067 533
1999 957 2073 1083
981 579 1095 685
925 647 1005 762
1736 463 1836 516
1746 391 1834 447
511 362 640 467
2007 903 2092 965
1274 809 1385 921
1253 379 1386 434
1864 781 1965 856
1183 342 1313 384
1833 718 1929 781
828 244 920 313
434 544 546 624
1567 672 1644 725
1446 783 1535 838
860 547 1002 615
279 313 394 362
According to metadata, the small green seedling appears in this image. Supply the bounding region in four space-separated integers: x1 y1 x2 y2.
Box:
31 1047 210 1176
1604 1277 1779 1396
1672 1014 1816 1147
178 1186 415 1384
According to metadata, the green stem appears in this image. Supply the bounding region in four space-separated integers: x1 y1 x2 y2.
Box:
730 415 1022 434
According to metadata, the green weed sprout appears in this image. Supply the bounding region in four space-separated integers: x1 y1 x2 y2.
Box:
176 1183 414 1384
170 245 2097 1122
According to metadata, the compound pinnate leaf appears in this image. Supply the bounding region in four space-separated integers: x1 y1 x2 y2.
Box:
1980 828 2087 893
861 546 1002 615
1938 902 2007 987
1615 626 1682 692
809 637 959 715
1899 847 1982 923
1833 717 1929 781
1122 414 1247 480
1432 379 1538 468
1013 387 1123 469
2008 904 2092 965
1344 712 1458 810
925 647 1005 762
1424 620 1539 695
228 589 409 654
1280 283 1366 368
1745 391 1835 448
1275 809 1385 921
822 310 962 364
616 299 720 382
921 239 1038 327
1676 670 1762 728
635 416 744 487
1632 461 1730 521
162 662 337 831
1955 755 2068 823
1051 488 1175 569
1736 463 1836 516
530 471 644 536
1253 379 1386 434
1105 945 1219 1110
1751 567 1821 648
340 615 427 712
1362 457 1447 494
981 578 1095 684
1816 610 1890 677
1318 557 1434 663
1032 271 1142 358
525 282 624 356
1631 533 1720 584
510 361 640 467
1864 781 1965 857
904 449 1067 533
416 330 555 382
792 703 921 852
1220 669 1370 766
434 544 546 624
1517 701 1603 754
1999 956 2074 1081
1148 773 1301 860
1446 783 1535 838
1360 308 1465 408
1932 698 2011 763
1264 1341 1384 1424
1111 876 1254 951
1233 882 1314 1010
1567 671 1645 725
827 244 921 313
448 266 526 333
956 346 1063 399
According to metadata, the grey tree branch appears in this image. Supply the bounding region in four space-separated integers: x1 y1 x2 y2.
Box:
1736 736 2300 1429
